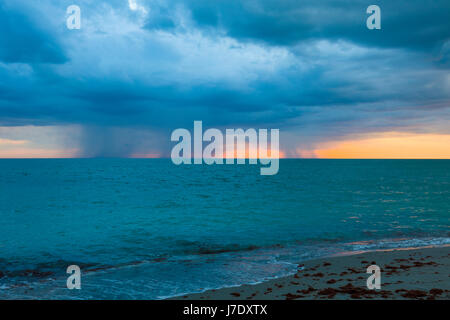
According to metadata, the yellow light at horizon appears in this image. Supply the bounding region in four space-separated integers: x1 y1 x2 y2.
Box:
315 133 450 159
0 138 27 145
0 148 79 158
221 149 285 159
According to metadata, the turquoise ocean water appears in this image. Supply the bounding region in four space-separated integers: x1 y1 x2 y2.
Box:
0 159 449 299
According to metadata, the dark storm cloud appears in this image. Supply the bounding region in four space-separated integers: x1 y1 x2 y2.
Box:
0 0 449 156
0 2 67 64
180 0 450 51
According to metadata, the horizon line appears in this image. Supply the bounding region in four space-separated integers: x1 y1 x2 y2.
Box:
0 157 449 160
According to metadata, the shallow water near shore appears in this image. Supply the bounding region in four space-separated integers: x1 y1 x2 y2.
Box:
0 159 449 299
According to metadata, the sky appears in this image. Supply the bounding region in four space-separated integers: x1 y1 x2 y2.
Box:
0 0 449 158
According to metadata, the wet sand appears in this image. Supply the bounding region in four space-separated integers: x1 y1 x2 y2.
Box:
172 246 450 300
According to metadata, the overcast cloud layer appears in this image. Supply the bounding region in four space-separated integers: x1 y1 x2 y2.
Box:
0 0 449 157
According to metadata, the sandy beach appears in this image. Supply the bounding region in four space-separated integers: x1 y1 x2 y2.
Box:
173 245 450 300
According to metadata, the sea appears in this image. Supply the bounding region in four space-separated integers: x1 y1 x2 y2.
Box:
0 159 449 299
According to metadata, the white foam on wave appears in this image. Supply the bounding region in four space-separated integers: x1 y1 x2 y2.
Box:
345 237 450 252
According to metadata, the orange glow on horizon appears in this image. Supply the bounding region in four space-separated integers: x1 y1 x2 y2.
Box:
0 138 27 145
314 133 450 159
1 133 449 159
0 148 80 158
220 149 285 159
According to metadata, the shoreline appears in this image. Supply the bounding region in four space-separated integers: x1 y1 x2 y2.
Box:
170 245 450 300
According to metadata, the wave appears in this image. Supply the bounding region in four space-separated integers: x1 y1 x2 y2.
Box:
1 236 449 300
